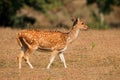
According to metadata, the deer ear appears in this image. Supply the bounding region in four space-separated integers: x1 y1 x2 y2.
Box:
71 17 76 22
77 17 80 21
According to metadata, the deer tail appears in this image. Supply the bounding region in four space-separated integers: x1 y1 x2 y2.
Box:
16 33 31 49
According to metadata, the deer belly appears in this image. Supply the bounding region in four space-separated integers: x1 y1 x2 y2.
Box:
38 41 66 50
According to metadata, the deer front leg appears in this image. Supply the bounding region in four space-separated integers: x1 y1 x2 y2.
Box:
47 50 58 69
59 52 67 68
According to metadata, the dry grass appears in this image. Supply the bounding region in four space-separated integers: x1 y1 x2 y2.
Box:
0 28 120 80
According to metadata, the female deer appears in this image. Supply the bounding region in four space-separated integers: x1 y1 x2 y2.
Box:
17 17 88 69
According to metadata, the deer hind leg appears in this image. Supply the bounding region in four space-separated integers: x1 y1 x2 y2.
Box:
59 52 67 68
17 51 24 69
23 53 33 69
17 46 34 69
23 48 35 69
47 50 58 69
17 46 27 69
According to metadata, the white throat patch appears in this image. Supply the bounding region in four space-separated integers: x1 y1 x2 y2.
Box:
74 29 80 39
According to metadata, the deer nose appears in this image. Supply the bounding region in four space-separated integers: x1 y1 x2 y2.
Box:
85 26 88 29
84 26 89 30
87 26 89 29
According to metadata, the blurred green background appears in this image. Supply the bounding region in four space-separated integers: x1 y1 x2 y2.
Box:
0 0 120 29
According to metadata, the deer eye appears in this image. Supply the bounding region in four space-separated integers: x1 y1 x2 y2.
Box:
81 22 84 25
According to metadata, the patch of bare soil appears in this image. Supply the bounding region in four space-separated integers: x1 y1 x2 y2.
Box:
0 28 120 80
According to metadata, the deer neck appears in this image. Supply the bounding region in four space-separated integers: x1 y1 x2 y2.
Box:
67 26 80 43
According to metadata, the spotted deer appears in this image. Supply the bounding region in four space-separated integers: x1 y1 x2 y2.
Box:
17 17 88 69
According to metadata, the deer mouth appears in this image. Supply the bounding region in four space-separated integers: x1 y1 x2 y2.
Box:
80 27 89 31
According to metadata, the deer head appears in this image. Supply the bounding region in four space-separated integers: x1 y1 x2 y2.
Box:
72 17 88 30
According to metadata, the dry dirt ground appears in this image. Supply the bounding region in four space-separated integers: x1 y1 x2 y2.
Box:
0 28 120 80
